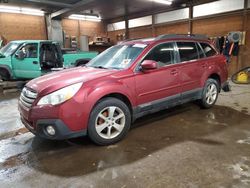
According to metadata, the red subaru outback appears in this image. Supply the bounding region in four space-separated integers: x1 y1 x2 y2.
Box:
19 34 229 145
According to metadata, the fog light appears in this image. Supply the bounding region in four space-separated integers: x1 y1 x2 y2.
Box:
46 125 56 136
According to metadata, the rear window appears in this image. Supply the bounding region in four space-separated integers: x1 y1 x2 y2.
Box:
177 42 199 62
200 43 217 57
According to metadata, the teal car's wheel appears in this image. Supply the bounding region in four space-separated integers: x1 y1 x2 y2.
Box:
0 69 10 81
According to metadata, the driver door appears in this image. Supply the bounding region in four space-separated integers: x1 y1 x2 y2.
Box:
135 42 181 112
12 43 41 79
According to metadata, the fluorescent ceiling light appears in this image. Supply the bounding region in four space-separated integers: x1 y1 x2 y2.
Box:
153 0 173 5
68 14 102 22
0 5 44 16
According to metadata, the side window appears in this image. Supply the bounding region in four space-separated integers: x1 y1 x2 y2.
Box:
200 43 217 57
177 42 199 62
20 44 38 58
144 43 175 67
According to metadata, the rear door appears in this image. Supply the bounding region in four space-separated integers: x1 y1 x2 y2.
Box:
135 42 181 111
12 43 41 79
176 41 206 102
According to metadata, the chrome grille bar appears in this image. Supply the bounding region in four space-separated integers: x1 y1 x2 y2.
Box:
20 87 37 110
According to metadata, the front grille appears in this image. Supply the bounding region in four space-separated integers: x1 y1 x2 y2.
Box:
20 87 38 110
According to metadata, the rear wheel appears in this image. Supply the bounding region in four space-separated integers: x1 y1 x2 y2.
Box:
88 97 131 145
199 79 219 109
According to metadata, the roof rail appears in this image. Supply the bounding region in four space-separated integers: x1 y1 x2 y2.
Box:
155 34 208 41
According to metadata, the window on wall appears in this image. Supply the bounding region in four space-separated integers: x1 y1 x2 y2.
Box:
129 16 152 28
200 43 217 57
177 42 199 62
144 43 175 67
193 0 244 17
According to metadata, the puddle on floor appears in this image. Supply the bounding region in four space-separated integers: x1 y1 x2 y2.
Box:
229 156 250 187
1 104 249 178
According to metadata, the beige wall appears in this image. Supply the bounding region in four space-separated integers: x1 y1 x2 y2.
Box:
0 12 47 42
62 19 106 43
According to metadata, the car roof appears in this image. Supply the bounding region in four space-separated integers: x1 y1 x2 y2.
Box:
121 34 211 46
9 40 53 44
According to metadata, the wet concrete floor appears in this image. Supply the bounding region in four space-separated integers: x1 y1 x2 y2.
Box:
0 88 250 188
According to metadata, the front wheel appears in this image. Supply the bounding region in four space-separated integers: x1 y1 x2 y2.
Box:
0 69 10 81
88 97 131 145
199 79 219 109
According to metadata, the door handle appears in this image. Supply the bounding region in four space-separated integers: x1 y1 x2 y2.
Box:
170 69 178 75
33 61 38 64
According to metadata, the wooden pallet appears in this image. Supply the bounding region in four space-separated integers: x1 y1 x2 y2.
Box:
0 80 27 94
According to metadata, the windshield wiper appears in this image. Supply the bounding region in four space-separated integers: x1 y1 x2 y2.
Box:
92 66 108 69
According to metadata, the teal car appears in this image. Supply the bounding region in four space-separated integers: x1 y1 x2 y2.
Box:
0 40 98 80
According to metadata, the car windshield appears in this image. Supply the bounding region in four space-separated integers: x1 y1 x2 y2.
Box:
87 44 147 70
0 42 21 57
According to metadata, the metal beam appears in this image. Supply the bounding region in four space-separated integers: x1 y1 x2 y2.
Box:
21 0 73 8
51 0 94 19
188 6 193 34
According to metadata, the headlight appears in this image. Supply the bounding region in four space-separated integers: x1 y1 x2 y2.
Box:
37 83 82 106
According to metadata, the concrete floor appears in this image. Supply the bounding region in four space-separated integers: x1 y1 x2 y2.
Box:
0 83 250 188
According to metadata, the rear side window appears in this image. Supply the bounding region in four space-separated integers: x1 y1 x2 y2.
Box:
177 42 199 62
200 43 217 57
144 42 175 67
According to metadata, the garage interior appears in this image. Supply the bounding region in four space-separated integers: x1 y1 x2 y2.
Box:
0 0 250 187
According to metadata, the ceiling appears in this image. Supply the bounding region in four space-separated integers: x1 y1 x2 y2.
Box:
1 0 217 21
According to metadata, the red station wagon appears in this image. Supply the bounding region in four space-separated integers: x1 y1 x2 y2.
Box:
19 34 229 145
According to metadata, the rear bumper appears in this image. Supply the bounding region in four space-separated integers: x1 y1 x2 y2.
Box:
21 117 87 140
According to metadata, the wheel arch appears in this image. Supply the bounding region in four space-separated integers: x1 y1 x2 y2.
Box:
207 73 221 91
98 93 133 115
0 65 13 80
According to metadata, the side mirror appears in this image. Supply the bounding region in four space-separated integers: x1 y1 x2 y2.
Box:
15 51 25 60
140 60 158 71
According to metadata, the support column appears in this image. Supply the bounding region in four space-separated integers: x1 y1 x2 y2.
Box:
125 18 129 40
45 14 64 47
78 20 81 48
45 14 52 40
152 14 156 37
188 6 193 34
242 0 248 30
239 0 249 69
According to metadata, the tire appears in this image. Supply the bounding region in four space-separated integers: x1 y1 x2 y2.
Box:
199 78 219 109
0 69 10 81
88 97 131 145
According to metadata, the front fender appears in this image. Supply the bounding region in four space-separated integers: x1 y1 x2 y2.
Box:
86 80 136 109
78 78 136 129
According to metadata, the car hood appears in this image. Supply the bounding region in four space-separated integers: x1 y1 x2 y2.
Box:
26 67 117 94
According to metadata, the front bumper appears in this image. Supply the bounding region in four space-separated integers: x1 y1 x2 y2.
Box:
21 117 87 140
